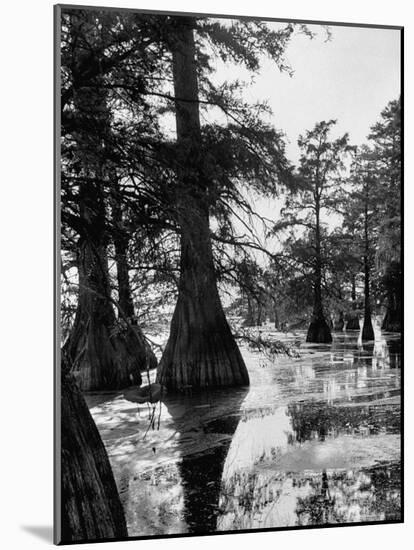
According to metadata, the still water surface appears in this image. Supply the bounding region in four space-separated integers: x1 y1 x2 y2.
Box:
87 325 401 535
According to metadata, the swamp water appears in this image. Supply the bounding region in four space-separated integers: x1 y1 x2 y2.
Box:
86 325 401 535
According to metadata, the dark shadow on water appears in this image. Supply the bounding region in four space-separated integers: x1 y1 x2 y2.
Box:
21 525 53 543
163 387 248 535
180 443 230 533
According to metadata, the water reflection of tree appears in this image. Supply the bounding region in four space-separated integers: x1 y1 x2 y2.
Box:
387 339 401 369
287 401 399 441
296 463 400 525
218 470 300 529
296 470 343 525
328 333 401 371
179 442 231 532
217 462 400 531
217 407 304 530
292 335 380 399
354 342 375 369
163 388 248 534
354 338 401 370
369 462 401 520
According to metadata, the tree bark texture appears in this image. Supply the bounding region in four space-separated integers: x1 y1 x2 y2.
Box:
65 237 154 390
60 374 128 543
112 191 158 368
381 261 402 332
243 295 255 327
157 18 249 390
158 209 249 390
333 311 345 331
111 183 139 322
346 275 360 329
346 312 360 330
273 302 280 330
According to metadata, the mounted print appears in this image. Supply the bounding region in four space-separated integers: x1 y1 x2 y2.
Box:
54 3 403 544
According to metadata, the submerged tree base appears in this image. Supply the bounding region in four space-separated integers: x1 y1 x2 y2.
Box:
67 323 156 391
158 317 250 392
306 317 333 343
66 237 157 391
362 318 375 341
382 308 401 332
345 313 360 330
333 316 344 331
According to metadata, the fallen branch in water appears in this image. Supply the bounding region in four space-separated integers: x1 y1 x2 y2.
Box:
234 329 300 359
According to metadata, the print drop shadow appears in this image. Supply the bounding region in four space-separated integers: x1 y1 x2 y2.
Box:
20 525 53 543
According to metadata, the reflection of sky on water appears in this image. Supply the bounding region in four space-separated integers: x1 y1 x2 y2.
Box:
87 327 401 536
217 463 401 530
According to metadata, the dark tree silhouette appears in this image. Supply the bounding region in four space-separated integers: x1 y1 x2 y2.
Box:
346 274 361 329
61 372 127 542
157 18 249 390
276 121 352 342
361 163 375 341
369 100 402 332
61 10 157 389
346 147 377 341
301 122 352 342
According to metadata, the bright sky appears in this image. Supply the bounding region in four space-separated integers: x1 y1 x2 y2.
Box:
210 21 401 164
205 20 401 253
160 20 401 260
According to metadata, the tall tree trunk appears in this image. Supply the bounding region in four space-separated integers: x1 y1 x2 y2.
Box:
256 299 263 326
157 18 249 391
387 338 401 369
351 274 356 303
381 261 402 332
60 373 128 543
64 17 155 390
362 183 375 341
244 294 255 327
334 311 344 331
362 259 374 341
346 274 360 329
113 231 135 322
307 193 332 343
273 300 280 330
112 186 157 369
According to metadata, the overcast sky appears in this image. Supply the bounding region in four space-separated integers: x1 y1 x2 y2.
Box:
211 21 401 165
205 20 401 250
160 20 401 256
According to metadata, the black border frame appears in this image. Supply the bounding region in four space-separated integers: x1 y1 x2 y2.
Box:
54 3 404 545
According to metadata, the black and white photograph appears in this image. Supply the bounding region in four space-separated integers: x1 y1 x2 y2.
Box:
55 3 402 545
